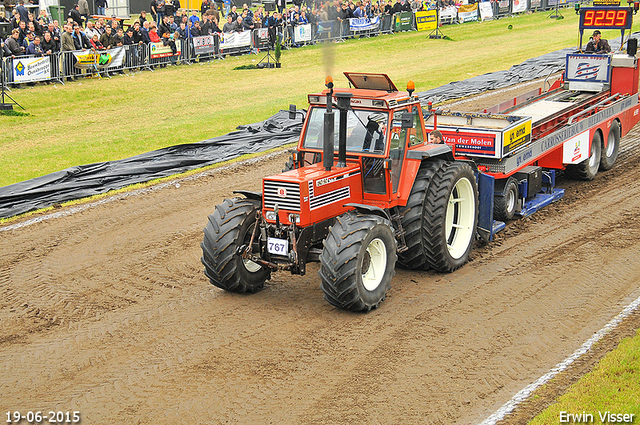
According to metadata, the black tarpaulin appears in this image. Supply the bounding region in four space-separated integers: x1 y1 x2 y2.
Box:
0 110 304 218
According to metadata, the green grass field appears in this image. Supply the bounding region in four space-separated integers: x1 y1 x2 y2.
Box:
3 10 638 187
529 328 640 424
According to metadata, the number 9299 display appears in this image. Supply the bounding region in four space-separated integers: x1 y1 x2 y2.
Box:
580 7 632 30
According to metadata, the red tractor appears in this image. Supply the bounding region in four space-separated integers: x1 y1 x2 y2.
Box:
201 72 479 311
202 9 640 311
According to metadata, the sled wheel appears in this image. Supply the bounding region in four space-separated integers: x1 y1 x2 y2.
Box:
600 121 620 171
201 198 270 293
493 177 519 221
423 162 479 272
319 212 397 312
397 159 446 269
565 132 602 181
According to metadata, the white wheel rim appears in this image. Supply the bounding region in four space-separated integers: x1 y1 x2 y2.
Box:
606 133 616 157
362 238 387 291
506 187 516 214
445 177 476 260
243 258 262 273
589 148 598 167
589 138 600 169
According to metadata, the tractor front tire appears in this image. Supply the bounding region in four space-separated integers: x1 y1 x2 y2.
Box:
201 198 270 293
600 121 620 171
397 159 445 269
565 132 602 181
319 212 397 312
423 162 479 272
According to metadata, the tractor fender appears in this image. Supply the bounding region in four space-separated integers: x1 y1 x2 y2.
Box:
406 144 455 162
344 203 391 221
233 190 263 204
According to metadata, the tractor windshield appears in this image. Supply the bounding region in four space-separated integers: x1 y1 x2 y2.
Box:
302 107 389 154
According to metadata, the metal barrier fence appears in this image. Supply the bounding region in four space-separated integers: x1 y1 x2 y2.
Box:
1 16 405 87
282 15 396 46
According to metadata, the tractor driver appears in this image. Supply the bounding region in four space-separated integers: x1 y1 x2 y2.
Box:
585 30 611 54
362 116 386 152
429 130 444 144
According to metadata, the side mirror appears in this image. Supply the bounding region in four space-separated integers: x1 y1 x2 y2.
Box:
401 112 413 129
289 104 297 120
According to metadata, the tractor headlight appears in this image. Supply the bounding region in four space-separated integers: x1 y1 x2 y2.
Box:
266 211 277 221
288 214 300 224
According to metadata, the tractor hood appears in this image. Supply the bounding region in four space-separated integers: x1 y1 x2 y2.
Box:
262 162 363 227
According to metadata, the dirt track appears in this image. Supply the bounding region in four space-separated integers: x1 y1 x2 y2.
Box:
2 81 640 424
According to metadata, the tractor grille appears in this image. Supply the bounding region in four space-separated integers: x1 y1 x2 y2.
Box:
263 180 301 211
310 187 350 210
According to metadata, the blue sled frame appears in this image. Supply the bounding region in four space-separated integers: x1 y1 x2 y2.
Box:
476 170 565 243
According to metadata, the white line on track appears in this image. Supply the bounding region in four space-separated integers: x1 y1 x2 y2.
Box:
478 292 640 425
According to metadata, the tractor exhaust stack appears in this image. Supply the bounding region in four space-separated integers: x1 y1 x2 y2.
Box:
323 77 335 171
335 92 353 168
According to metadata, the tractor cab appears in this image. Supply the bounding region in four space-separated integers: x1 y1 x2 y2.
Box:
263 72 433 228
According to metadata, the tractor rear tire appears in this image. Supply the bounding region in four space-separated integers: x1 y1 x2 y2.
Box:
493 177 519 221
565 132 602 181
282 154 295 172
423 162 479 272
397 159 446 269
201 198 270 293
319 212 397 312
600 121 620 171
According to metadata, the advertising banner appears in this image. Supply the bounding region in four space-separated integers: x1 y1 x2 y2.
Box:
457 3 478 22
349 16 380 31
294 24 313 42
12 56 51 82
394 12 413 31
442 131 497 156
317 20 334 34
479 2 494 20
498 0 510 14
149 41 182 59
439 6 458 23
219 31 252 50
530 0 542 8
565 54 611 83
502 120 532 156
562 131 590 164
254 28 270 49
511 0 527 13
415 10 437 31
72 46 127 68
193 35 216 55
593 0 621 5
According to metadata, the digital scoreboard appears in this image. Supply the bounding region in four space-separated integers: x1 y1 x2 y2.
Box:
579 6 633 30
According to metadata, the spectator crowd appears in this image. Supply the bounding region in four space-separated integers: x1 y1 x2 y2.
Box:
2 0 460 82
